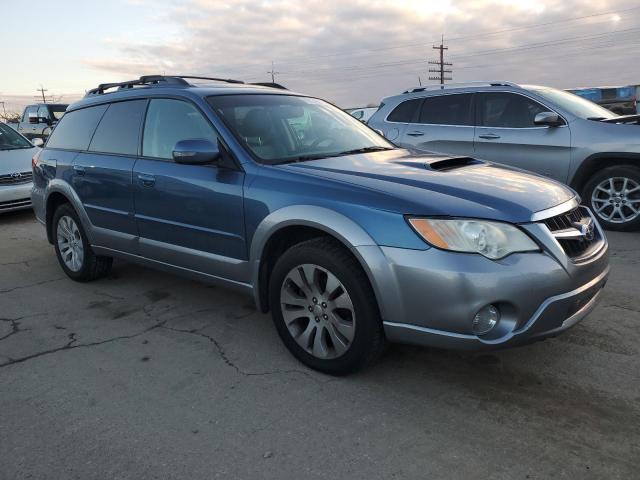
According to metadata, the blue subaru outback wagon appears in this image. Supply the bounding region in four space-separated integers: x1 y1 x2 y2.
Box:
31 75 609 374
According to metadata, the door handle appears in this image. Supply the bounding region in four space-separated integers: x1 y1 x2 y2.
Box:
73 165 86 176
406 131 425 137
478 133 501 140
138 173 156 187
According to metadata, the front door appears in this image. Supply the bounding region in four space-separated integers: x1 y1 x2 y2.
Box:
474 92 572 183
133 98 246 282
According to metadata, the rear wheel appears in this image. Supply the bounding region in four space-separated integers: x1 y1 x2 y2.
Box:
269 237 385 375
53 204 113 281
583 165 640 231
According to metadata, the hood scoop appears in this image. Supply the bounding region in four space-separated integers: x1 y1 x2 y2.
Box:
426 157 483 171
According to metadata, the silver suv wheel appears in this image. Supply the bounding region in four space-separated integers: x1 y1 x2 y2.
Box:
56 215 84 272
280 263 356 359
591 177 640 224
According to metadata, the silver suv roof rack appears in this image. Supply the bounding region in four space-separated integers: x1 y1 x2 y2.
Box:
402 81 519 94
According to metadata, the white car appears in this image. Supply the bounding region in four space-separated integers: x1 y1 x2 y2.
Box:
347 107 378 123
0 122 41 213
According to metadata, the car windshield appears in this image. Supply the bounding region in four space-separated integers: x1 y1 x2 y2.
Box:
0 123 32 150
526 86 618 120
207 94 394 165
50 105 67 120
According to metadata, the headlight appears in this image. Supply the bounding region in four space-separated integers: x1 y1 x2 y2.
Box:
407 218 539 260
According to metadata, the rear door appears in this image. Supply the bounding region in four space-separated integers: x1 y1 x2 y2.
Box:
72 100 146 252
398 93 475 156
380 98 422 144
474 92 571 182
133 98 246 281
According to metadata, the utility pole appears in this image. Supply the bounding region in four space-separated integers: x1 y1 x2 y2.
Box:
267 61 279 83
0 101 6 117
428 35 452 84
37 85 49 103
418 76 422 86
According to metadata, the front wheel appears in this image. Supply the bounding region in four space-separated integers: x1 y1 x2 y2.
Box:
269 237 385 375
583 165 640 231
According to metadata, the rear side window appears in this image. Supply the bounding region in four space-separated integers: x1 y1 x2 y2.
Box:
387 99 421 123
477 92 548 128
46 105 108 150
419 94 473 126
23 106 37 122
89 100 146 155
142 99 217 159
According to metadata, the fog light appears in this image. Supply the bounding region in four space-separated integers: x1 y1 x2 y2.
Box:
473 305 500 335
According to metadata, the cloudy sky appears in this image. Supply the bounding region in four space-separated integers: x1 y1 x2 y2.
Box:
1 0 639 113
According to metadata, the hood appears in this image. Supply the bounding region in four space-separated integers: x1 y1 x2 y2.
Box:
280 150 574 223
0 147 37 175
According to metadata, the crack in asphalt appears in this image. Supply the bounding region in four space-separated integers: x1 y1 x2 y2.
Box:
159 325 328 382
0 313 47 342
0 322 167 370
602 303 640 315
0 277 66 294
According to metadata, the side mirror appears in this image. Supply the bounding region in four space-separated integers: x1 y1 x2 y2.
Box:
534 111 563 127
31 138 44 147
172 139 221 165
28 113 39 124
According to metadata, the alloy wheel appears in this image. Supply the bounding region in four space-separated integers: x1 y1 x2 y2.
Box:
280 263 356 359
57 215 84 272
591 177 640 224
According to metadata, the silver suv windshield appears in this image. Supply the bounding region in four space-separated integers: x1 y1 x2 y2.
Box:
207 94 394 165
526 86 617 120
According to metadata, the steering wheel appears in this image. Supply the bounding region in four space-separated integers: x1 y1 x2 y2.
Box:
309 136 337 149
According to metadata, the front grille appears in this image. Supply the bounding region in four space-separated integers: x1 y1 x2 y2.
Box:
0 171 33 185
543 206 601 261
0 198 32 210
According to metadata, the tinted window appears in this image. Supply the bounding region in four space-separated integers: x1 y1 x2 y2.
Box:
89 100 146 155
142 99 216 159
46 105 108 150
419 94 473 125
0 123 32 149
478 93 547 128
387 99 421 123
23 106 37 122
37 105 49 121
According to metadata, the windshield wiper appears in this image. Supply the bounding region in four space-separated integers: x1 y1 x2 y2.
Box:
329 146 394 156
274 146 394 165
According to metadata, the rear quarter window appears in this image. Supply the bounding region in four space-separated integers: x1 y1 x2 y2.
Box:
46 104 108 151
387 99 421 123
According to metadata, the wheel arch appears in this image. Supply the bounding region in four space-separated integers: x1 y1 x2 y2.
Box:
249 205 394 317
44 181 93 245
570 153 640 193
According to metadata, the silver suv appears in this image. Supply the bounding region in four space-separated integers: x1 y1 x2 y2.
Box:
368 82 640 231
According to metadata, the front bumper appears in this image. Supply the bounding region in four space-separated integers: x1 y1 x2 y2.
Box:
0 182 33 213
355 221 609 350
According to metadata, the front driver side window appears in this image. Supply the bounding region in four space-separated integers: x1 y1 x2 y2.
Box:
142 99 217 159
478 92 549 128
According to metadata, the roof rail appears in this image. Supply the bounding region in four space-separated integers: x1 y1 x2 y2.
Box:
85 75 246 96
402 81 519 94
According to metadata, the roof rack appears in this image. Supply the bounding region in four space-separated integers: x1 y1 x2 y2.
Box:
85 75 246 96
250 82 288 90
402 81 519 94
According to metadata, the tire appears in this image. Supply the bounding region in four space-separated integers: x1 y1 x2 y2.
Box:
269 237 385 375
583 165 640 231
52 203 113 281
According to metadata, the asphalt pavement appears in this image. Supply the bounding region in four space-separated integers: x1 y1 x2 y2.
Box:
1 209 638 479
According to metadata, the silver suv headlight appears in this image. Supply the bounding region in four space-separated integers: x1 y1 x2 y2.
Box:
407 218 539 260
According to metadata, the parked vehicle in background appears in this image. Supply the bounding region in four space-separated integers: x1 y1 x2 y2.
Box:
12 103 68 140
0 122 40 213
346 107 378 123
368 81 640 231
32 75 608 374
568 86 637 115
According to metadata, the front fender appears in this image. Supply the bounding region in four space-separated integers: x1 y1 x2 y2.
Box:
249 205 403 320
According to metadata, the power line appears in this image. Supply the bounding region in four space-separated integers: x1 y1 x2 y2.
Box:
36 85 48 103
428 35 452 84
